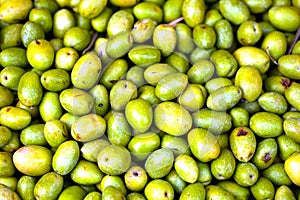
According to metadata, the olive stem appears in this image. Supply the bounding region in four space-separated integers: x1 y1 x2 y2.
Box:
82 31 99 55
168 17 184 27
266 47 278 65
288 25 300 54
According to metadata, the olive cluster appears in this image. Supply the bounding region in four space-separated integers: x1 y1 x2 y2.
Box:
0 0 300 199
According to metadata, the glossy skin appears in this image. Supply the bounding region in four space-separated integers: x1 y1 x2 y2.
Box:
3 0 300 199
144 179 174 200
188 128 220 162
154 102 192 136
33 172 64 200
13 145 52 176
235 66 262 102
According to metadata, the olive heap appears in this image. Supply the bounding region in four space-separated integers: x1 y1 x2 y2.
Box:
1 0 300 199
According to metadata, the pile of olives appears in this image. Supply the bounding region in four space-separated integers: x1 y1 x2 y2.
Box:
1 0 300 199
